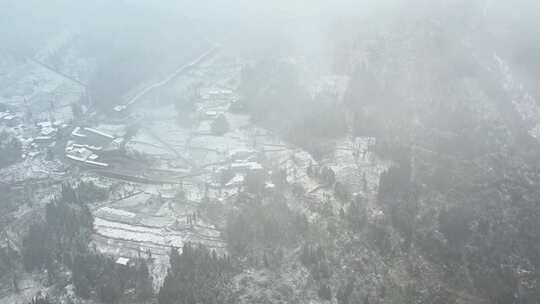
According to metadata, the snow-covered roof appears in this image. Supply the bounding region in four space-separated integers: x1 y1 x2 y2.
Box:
83 159 109 167
114 105 127 112
40 127 56 136
66 154 109 167
34 136 53 141
37 121 52 128
84 127 115 139
115 257 130 266
229 148 257 161
229 148 255 156
226 174 245 187
231 161 263 171
207 88 233 96
97 207 136 219
66 146 93 159
71 127 87 138
72 143 103 151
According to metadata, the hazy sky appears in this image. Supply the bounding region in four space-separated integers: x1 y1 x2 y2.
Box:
2 0 539 78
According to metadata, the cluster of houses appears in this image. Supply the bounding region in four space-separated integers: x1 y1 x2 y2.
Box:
214 148 271 189
200 88 235 102
1 109 73 160
65 126 121 168
32 120 69 146
0 111 18 126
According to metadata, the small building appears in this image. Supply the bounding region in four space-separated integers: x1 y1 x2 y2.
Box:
71 126 87 138
40 127 56 136
265 182 276 190
37 121 52 128
115 257 133 267
113 105 127 113
111 137 125 148
96 207 136 222
229 148 256 162
203 88 234 101
231 161 263 173
72 143 103 151
1 113 18 126
66 145 93 159
204 110 219 119
65 145 109 168
70 126 115 147
33 136 54 145
226 174 245 187
84 127 114 140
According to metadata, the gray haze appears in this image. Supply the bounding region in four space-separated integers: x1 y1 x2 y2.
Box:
2 1 540 304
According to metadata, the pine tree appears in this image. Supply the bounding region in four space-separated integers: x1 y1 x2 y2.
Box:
136 261 153 303
211 114 230 136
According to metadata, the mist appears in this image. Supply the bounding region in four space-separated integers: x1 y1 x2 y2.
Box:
2 1 540 303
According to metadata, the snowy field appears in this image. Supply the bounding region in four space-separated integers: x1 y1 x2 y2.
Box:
92 186 225 290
